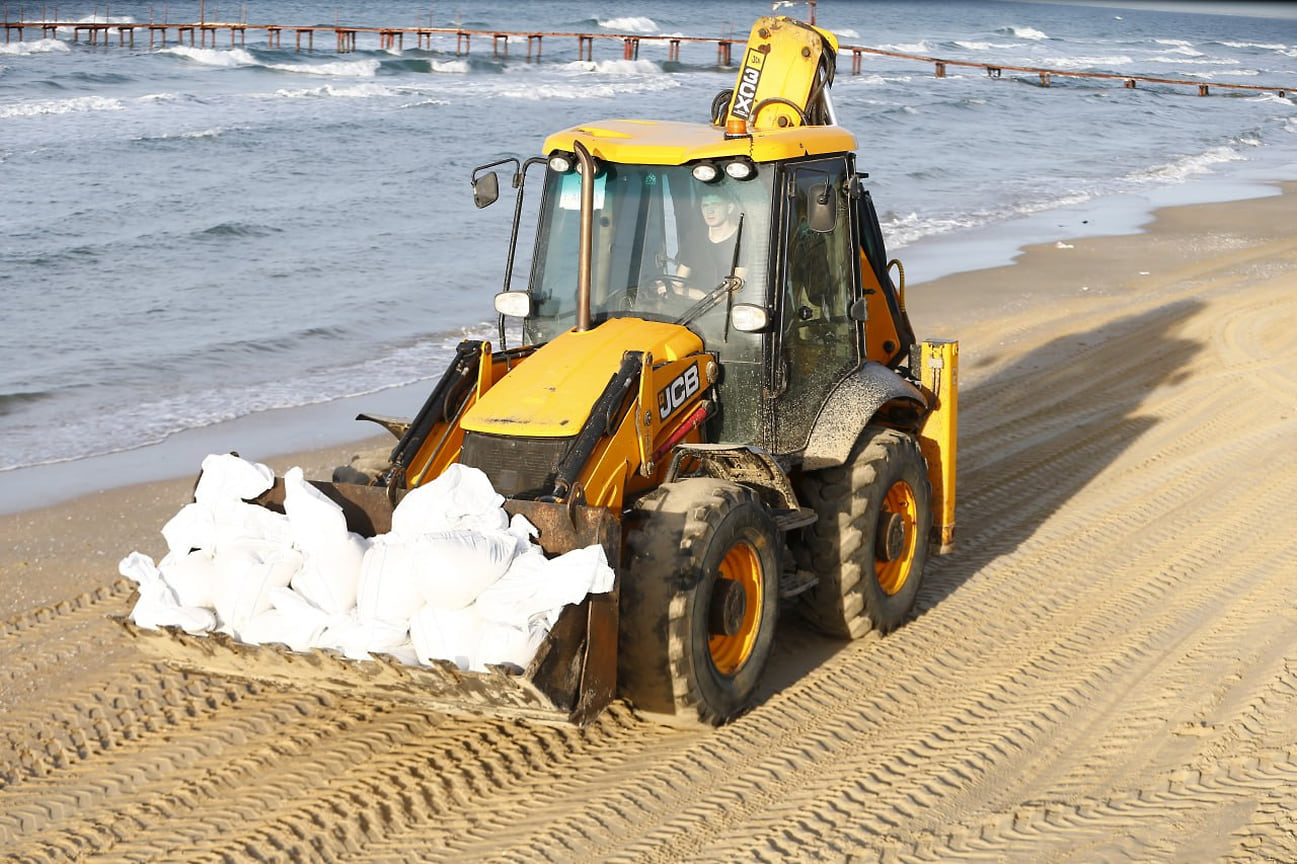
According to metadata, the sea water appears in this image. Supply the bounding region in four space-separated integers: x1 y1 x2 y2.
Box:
2 0 1295 511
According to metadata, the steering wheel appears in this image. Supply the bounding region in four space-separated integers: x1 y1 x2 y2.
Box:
636 273 695 307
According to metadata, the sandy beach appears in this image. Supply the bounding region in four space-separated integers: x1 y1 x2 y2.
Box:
2 184 1296 861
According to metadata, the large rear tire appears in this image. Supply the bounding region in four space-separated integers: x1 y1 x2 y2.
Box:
619 479 779 727
796 426 932 639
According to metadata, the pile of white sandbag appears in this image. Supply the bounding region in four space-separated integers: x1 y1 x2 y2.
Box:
121 454 614 673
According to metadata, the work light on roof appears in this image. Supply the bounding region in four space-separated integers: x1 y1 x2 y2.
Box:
691 162 720 183
724 158 756 180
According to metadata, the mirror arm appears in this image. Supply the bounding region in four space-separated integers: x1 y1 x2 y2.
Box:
497 156 548 350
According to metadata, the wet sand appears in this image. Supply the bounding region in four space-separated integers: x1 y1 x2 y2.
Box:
2 184 1295 861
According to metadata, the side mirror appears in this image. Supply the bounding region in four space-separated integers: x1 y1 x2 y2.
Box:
730 303 770 333
472 172 500 209
807 181 837 233
494 291 532 318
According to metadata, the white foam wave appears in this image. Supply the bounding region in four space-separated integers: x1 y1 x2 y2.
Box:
0 95 124 119
162 45 258 67
2 325 497 473
556 58 664 76
1220 40 1288 51
1041 54 1133 69
877 40 929 54
498 75 679 101
270 82 393 100
953 40 1017 52
0 38 70 55
266 58 381 77
1182 69 1260 80
134 126 229 141
1128 146 1245 185
72 14 136 25
1153 38 1201 55
1005 26 1049 41
598 16 659 34
1147 54 1238 66
883 188 1096 249
1247 92 1294 105
429 59 470 74
399 98 450 109
834 28 861 40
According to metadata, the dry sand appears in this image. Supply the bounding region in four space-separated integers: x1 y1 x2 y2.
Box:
2 185 1295 862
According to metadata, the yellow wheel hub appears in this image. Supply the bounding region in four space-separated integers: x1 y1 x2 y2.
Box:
708 541 764 676
875 480 918 596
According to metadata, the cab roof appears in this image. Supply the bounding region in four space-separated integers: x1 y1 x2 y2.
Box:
541 119 857 166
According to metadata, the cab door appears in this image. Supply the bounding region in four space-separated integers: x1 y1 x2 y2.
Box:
771 156 861 453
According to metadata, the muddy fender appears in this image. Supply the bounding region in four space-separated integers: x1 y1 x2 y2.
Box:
800 362 926 471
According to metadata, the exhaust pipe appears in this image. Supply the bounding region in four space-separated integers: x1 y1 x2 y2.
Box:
574 139 595 332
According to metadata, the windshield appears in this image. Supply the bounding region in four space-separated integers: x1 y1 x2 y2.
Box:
523 163 774 348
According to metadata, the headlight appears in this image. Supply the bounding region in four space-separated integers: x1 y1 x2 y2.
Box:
724 159 755 180
691 162 720 183
730 303 770 333
548 153 573 173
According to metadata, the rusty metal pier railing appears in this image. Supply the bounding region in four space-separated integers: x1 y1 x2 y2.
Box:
2 18 1291 99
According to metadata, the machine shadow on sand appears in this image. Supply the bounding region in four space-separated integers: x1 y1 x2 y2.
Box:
756 298 1206 704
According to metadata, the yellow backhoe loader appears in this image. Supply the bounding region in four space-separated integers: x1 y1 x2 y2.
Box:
123 16 958 727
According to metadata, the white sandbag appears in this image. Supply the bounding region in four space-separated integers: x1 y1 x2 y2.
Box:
240 587 332 650
131 584 218 633
410 603 547 672
193 452 274 506
211 541 303 637
379 640 420 667
121 552 217 633
290 531 369 615
283 466 347 554
477 614 549 672
390 463 508 536
410 603 484 671
475 543 615 629
212 500 291 548
317 610 409 661
161 503 217 555
120 550 162 590
409 529 519 609
158 548 218 609
356 536 424 623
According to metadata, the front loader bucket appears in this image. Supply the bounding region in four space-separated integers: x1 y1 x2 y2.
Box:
119 480 622 726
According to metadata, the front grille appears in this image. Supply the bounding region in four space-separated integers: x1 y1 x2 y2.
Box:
460 431 573 498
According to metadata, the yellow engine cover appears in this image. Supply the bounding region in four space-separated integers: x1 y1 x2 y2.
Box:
460 317 704 438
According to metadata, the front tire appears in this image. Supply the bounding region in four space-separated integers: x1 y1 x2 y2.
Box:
796 427 932 639
619 479 779 727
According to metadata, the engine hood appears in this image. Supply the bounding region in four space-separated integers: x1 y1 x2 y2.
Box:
461 317 704 438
